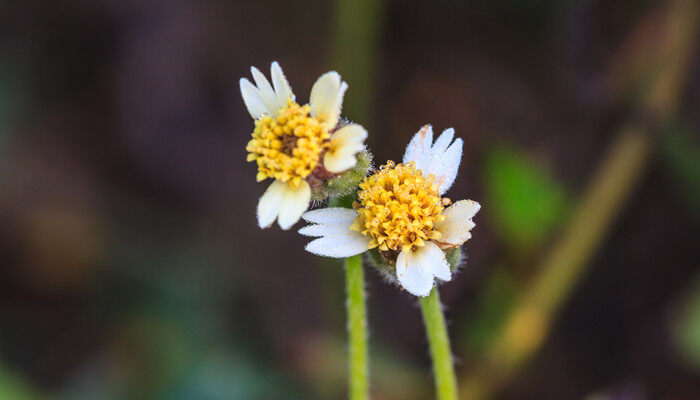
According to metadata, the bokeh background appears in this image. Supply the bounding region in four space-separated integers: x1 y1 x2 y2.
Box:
1 0 699 399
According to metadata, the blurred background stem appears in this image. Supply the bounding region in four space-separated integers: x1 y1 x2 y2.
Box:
460 0 699 398
331 0 384 129
420 288 459 400
346 255 369 400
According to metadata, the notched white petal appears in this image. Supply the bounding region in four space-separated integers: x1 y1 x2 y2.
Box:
310 71 348 129
434 199 481 248
403 125 462 195
277 180 311 230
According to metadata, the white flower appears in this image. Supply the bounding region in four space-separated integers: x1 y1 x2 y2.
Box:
300 125 481 296
241 62 368 230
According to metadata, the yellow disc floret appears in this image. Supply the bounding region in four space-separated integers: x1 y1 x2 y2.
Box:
351 161 449 253
246 99 331 188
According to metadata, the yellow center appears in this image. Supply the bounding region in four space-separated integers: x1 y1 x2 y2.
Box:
246 99 330 188
350 161 448 253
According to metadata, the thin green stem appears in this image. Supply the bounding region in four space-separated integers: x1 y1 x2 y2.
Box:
420 288 458 400
345 254 369 400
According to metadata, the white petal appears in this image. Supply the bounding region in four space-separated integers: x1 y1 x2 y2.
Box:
432 128 454 154
256 180 286 228
305 232 371 258
403 126 462 195
277 180 311 230
270 61 294 106
302 207 358 224
300 207 369 257
309 71 348 129
251 66 281 115
300 208 357 237
330 124 368 144
299 222 352 237
403 125 433 168
323 124 367 173
435 138 463 194
434 200 480 247
396 248 435 297
422 241 451 281
324 151 360 173
240 78 270 119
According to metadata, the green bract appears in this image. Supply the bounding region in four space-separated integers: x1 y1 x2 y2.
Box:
311 150 372 201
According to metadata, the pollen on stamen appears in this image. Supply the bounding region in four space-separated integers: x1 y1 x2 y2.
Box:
350 161 446 252
245 99 331 187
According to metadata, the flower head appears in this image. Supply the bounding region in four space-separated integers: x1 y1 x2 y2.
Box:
241 62 369 230
299 125 480 297
351 160 447 252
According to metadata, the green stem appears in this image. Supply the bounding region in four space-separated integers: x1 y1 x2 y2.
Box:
345 254 369 400
420 288 458 400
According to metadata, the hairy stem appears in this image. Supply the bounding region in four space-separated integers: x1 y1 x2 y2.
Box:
420 288 458 400
346 254 369 400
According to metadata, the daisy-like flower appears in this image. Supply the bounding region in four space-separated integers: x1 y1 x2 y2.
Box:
241 62 368 230
299 125 481 297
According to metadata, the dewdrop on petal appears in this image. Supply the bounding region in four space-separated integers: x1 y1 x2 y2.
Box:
241 62 371 230
299 125 481 297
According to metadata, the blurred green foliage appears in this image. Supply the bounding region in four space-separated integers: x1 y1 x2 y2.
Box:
0 367 42 400
660 122 700 217
460 266 518 353
461 144 570 354
163 354 303 400
483 145 569 253
674 276 700 371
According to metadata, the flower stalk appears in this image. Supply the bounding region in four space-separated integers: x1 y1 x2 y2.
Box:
345 254 369 400
419 288 458 400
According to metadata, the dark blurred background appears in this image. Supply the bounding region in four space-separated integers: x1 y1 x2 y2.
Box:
0 0 699 399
